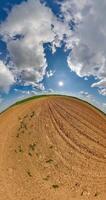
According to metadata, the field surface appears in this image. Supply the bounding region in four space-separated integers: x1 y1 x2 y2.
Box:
0 95 106 200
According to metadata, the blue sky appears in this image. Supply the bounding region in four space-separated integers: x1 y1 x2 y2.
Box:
0 0 106 112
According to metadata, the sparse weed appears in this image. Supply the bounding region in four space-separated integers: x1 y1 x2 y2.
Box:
46 159 53 163
18 117 21 121
43 175 50 181
30 111 35 118
43 177 48 181
49 145 53 149
18 145 23 153
94 192 98 197
27 170 32 177
29 143 36 151
28 152 32 156
52 184 59 189
20 121 27 130
16 133 19 138
36 153 39 157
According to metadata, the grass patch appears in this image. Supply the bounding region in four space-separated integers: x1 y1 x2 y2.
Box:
13 95 47 106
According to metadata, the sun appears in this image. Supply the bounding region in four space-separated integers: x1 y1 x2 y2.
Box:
58 81 64 87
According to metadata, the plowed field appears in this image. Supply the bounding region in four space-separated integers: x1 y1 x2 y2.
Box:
0 96 106 200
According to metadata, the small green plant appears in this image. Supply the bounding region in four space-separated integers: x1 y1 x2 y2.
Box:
49 145 53 149
18 127 21 131
27 170 32 177
30 111 35 118
18 117 21 121
20 121 27 130
46 159 53 163
36 153 39 157
23 115 28 119
81 191 83 196
28 152 32 156
94 193 98 197
18 145 23 153
52 184 59 189
43 175 50 181
29 143 36 151
43 177 48 181
16 133 19 138
22 122 27 129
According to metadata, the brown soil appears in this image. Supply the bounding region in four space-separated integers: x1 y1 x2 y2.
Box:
0 95 106 200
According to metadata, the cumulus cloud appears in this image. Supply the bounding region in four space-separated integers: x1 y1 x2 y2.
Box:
0 60 14 93
60 0 106 94
0 0 106 96
0 0 71 91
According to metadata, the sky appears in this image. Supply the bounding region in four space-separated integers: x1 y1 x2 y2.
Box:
0 0 106 112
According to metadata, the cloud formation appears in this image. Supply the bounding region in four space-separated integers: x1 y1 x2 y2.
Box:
79 91 94 102
0 61 14 92
46 70 55 78
60 0 106 95
0 0 106 97
0 0 71 92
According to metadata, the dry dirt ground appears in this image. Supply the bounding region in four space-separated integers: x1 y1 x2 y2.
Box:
0 96 106 200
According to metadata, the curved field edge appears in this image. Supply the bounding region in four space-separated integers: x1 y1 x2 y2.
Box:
0 94 106 116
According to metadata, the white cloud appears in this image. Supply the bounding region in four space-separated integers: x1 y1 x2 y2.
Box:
21 90 37 95
59 0 88 23
102 103 106 113
91 78 106 96
47 88 54 93
79 90 103 110
46 69 55 78
0 0 106 97
60 0 106 92
92 78 106 88
0 0 71 90
0 60 14 93
33 83 45 91
84 77 88 81
79 91 93 99
0 96 3 104
80 91 89 96
98 88 106 96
